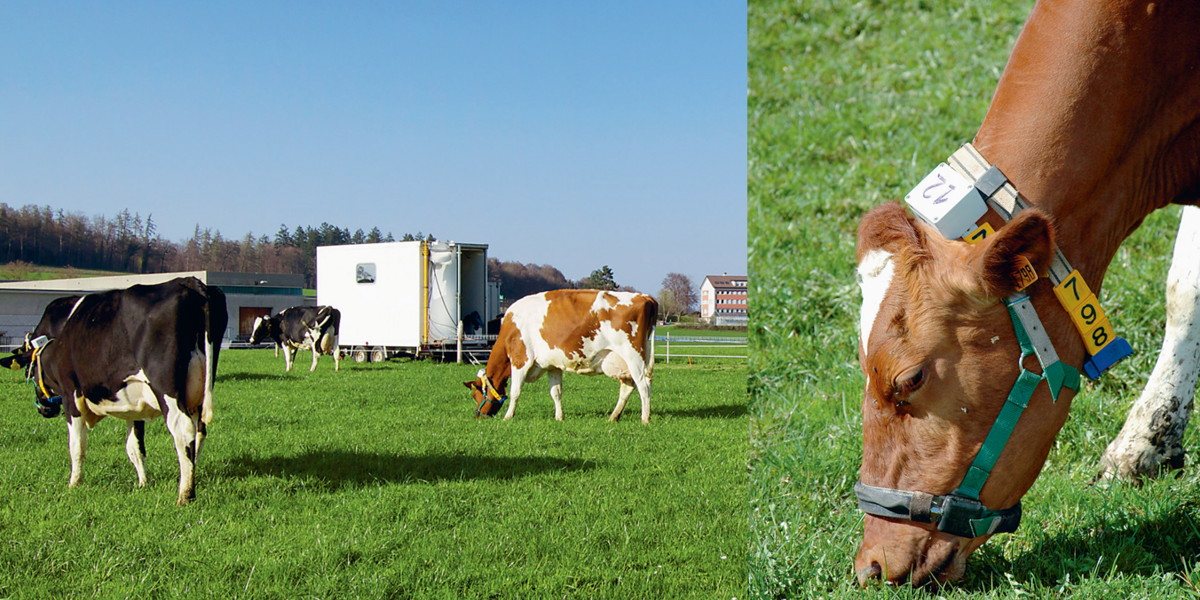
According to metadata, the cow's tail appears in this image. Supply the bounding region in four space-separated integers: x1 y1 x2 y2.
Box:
202 331 215 424
645 296 658 381
203 285 229 425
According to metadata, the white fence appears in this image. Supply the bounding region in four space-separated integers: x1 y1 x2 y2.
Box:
654 332 747 362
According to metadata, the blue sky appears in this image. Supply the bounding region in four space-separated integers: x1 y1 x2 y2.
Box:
1 2 746 294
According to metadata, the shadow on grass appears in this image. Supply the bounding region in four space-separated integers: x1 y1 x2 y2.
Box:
960 501 1200 591
216 450 601 489
657 404 748 419
218 372 290 383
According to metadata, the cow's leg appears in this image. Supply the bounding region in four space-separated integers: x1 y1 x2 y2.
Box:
126 420 147 487
1100 205 1200 480
548 369 564 421
605 350 651 424
164 400 198 505
502 370 527 421
333 335 340 372
629 363 652 425
610 381 635 422
283 346 295 372
195 421 207 460
66 412 87 488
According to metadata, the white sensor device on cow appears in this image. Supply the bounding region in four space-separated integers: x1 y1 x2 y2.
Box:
30 335 49 349
905 162 987 240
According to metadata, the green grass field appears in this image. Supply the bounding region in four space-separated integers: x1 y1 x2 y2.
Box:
0 350 746 599
750 0 1200 597
0 262 129 281
656 325 748 365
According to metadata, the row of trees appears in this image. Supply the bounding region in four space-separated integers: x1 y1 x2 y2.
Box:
0 202 433 287
0 203 702 313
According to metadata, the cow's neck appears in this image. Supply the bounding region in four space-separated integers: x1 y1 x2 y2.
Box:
975 0 1200 292
483 351 512 394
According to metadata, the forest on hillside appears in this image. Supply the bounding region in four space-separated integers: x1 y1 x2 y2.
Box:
0 203 614 296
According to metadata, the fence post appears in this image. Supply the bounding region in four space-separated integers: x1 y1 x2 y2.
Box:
456 320 463 364
666 332 670 364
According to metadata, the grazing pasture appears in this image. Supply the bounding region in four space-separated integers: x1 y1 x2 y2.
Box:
656 325 749 364
750 0 1200 597
0 350 746 598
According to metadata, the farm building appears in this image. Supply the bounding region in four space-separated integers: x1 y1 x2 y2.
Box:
700 274 748 326
0 271 311 349
317 240 499 362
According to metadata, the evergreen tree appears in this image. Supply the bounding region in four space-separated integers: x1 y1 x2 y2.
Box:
585 266 618 290
275 224 292 247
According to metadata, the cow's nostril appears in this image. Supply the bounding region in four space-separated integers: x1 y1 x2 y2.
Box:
856 563 883 587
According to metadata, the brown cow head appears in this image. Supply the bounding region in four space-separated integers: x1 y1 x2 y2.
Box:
464 370 507 418
853 202 1077 586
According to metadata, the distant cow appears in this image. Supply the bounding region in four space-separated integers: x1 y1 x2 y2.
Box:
1 277 227 506
248 306 341 372
464 289 657 423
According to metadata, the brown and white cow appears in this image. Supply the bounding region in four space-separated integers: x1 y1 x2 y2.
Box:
1 277 227 506
464 289 657 423
853 0 1200 586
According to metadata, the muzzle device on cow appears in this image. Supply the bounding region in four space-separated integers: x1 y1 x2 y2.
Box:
855 144 1134 538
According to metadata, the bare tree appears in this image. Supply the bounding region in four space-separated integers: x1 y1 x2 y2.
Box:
660 272 697 320
658 288 682 322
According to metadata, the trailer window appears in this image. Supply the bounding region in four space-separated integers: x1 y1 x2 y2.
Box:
356 263 376 284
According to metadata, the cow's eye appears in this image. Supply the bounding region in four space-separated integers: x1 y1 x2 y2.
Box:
894 365 927 401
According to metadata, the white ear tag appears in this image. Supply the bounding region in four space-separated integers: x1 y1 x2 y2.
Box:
904 163 987 240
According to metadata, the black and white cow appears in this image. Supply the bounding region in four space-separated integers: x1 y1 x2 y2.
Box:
248 306 340 372
1 277 227 506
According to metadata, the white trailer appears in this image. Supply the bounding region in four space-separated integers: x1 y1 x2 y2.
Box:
316 241 495 363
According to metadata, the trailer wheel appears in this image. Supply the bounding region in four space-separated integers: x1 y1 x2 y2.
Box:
371 347 386 363
352 347 368 363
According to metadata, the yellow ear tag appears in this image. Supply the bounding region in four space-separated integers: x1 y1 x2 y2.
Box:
1013 256 1038 291
963 223 995 245
1054 270 1115 353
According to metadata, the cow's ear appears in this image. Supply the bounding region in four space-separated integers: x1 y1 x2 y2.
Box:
857 201 924 261
973 209 1055 298
0 352 31 371
463 380 479 390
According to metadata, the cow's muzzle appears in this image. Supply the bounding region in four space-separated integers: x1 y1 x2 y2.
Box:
36 395 62 418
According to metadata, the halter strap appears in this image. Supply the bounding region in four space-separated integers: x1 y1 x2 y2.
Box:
481 373 505 402
475 370 507 416
854 482 1022 538
854 144 1107 539
31 341 63 410
947 143 1133 379
952 297 1080 502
